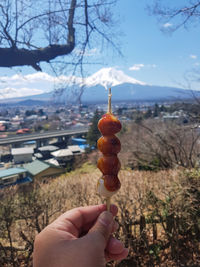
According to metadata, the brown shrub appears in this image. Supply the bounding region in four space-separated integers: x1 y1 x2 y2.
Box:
0 166 199 266
120 120 200 170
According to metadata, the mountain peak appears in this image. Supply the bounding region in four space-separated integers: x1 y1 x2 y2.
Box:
85 67 146 88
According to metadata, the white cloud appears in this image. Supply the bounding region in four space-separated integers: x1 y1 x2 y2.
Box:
0 73 54 85
129 64 156 71
129 64 145 71
0 73 61 99
163 22 173 28
0 87 44 99
0 67 147 99
190 54 197 59
0 71 97 99
0 72 82 94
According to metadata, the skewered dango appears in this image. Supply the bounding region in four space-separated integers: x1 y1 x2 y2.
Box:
97 155 121 175
98 113 122 136
97 135 121 155
97 88 122 210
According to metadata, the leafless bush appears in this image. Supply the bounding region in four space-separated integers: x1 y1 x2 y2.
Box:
0 167 199 266
120 120 200 170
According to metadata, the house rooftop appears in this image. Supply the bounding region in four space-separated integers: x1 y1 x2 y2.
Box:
68 145 84 153
38 145 59 152
51 149 73 157
23 160 61 176
45 158 60 166
0 167 27 179
34 153 43 159
11 147 34 155
71 138 86 143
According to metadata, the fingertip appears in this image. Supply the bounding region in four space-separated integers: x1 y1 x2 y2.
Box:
117 248 129 262
106 237 124 254
106 247 129 262
122 248 129 258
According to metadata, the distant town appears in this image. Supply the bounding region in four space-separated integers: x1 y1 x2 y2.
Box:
0 99 193 189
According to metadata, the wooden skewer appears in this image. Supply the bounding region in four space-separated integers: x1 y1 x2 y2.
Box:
108 87 112 114
106 88 112 211
106 197 111 212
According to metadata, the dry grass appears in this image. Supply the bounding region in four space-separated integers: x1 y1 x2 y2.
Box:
0 163 200 266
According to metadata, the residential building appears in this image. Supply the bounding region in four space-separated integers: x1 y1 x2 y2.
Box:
45 158 60 166
11 147 34 164
68 145 84 155
51 149 73 161
0 167 32 188
38 145 59 160
23 160 65 180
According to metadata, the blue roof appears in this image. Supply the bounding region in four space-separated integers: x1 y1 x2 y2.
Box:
71 138 86 143
0 168 27 179
0 176 32 189
16 177 32 184
79 144 90 150
23 140 36 144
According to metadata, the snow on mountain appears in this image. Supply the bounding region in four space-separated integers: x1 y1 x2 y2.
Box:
84 67 146 88
0 67 146 99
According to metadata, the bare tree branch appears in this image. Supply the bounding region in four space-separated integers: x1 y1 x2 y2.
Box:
148 0 200 31
0 0 119 72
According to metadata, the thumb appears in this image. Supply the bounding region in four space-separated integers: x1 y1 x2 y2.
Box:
88 211 114 247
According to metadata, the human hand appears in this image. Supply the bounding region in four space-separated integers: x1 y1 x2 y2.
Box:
33 204 128 267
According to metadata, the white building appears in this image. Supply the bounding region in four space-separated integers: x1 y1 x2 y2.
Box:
67 145 84 155
51 149 73 161
11 147 34 164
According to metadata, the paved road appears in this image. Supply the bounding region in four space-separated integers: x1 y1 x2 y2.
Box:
0 128 88 145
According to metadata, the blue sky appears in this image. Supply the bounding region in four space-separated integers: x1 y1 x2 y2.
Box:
0 0 200 91
113 0 200 89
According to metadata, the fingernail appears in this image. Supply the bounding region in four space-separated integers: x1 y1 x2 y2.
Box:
98 211 113 227
112 220 119 232
112 238 122 247
110 204 118 215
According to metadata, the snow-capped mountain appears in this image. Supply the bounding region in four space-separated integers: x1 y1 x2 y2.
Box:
84 67 146 88
0 67 196 103
0 68 145 100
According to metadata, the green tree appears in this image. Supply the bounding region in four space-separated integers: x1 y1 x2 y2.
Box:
160 104 167 112
38 109 44 116
25 110 36 117
144 108 152 119
86 109 103 148
153 103 159 117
